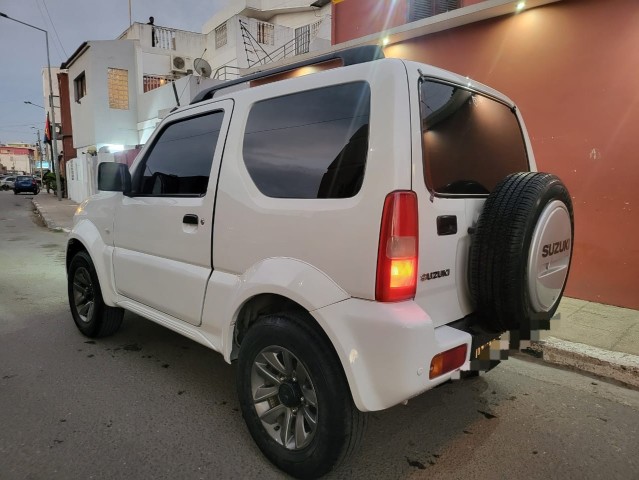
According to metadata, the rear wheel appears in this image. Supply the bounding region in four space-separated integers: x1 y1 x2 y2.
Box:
237 313 366 479
68 251 124 338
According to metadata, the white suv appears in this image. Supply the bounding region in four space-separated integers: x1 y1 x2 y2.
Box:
66 46 573 478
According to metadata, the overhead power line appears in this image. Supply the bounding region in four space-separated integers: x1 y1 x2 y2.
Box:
42 0 68 59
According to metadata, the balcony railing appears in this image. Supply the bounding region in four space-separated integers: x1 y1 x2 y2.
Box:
143 73 176 93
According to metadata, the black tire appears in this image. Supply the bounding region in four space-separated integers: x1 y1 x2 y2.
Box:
469 172 574 331
13 190 18 195
68 251 124 338
237 313 366 479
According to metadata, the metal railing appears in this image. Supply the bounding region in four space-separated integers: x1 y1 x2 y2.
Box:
239 19 323 69
143 73 176 93
212 65 242 81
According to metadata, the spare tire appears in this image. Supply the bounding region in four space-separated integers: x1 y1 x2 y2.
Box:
469 172 574 332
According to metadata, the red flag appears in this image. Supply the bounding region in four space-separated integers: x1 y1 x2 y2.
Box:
44 112 51 144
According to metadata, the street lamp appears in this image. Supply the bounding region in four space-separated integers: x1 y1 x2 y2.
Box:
24 101 44 109
1 11 62 201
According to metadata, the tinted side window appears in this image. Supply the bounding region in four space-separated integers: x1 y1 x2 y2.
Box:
134 111 224 196
243 82 370 199
420 80 529 195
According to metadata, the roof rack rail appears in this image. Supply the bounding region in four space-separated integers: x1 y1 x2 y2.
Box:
190 45 385 105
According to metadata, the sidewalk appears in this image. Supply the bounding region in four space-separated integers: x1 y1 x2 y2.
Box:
32 190 78 233
31 193 639 388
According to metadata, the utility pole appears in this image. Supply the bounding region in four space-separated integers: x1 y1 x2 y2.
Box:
36 129 43 182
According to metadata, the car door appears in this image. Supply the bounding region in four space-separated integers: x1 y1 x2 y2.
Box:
112 99 233 326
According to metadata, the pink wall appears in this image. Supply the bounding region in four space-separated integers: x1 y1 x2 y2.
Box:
334 0 639 309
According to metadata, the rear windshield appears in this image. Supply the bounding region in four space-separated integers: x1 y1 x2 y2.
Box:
419 79 529 195
17 176 30 180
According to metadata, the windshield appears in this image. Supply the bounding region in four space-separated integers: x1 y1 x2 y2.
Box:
419 79 529 195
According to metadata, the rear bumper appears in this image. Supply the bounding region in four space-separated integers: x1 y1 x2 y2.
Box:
312 298 481 412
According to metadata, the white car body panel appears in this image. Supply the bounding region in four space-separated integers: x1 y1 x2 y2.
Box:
201 257 350 361
68 221 118 307
211 60 412 300
112 99 234 326
313 298 472 411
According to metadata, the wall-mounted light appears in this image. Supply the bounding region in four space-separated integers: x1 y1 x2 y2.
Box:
382 36 390 47
516 1 526 12
104 144 124 152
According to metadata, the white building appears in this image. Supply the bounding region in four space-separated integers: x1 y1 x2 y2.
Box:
203 0 332 79
61 37 221 153
60 0 333 202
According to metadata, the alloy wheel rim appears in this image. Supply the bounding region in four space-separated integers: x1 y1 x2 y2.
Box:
250 346 318 450
73 266 95 323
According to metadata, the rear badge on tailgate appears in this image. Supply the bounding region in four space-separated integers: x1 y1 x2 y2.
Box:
421 269 450 281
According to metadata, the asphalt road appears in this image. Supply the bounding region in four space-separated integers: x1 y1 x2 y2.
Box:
1 191 638 480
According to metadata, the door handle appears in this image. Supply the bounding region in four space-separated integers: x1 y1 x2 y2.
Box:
183 214 198 225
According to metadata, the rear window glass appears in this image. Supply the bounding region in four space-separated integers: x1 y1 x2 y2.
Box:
243 82 370 199
419 80 529 195
17 176 30 180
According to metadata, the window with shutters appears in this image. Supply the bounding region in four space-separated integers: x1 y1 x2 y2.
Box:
257 21 275 45
408 0 460 22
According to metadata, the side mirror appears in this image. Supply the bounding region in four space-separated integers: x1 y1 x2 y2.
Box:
98 162 131 193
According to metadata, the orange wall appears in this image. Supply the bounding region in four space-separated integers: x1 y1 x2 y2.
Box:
335 0 639 309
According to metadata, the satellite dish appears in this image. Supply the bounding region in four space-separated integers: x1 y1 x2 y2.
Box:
194 58 212 78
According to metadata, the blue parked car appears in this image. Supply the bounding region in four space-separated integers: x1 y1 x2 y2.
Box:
14 175 39 195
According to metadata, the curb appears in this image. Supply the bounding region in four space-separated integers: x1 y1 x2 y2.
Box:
32 199 71 233
536 337 639 389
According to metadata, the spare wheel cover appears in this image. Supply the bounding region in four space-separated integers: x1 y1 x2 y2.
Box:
527 200 572 312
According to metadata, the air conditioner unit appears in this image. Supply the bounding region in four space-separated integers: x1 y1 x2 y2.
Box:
171 55 192 74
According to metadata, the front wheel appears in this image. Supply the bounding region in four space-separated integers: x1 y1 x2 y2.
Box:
237 313 366 479
68 251 124 338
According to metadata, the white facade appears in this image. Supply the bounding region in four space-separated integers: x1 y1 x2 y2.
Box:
202 0 332 76
59 2 333 202
66 41 139 152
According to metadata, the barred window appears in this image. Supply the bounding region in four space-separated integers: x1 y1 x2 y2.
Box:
108 68 129 110
215 22 227 49
295 24 310 55
257 21 274 45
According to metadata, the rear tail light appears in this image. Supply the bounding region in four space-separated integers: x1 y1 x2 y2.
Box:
375 191 418 302
429 344 468 379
